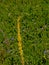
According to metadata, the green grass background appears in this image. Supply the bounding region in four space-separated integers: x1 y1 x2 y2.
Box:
0 0 49 65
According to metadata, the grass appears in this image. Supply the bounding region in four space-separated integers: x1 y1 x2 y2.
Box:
0 0 49 65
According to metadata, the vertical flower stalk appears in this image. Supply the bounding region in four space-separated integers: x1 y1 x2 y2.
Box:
17 16 24 65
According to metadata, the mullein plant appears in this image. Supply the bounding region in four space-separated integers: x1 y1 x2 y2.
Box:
17 16 24 65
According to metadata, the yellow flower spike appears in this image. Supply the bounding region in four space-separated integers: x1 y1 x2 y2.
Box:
17 16 24 65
